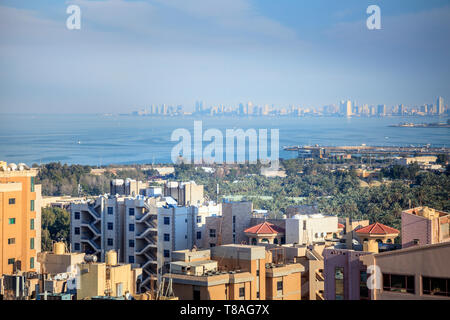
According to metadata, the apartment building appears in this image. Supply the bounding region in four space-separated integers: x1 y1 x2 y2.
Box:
0 162 42 275
360 242 450 300
77 250 142 300
164 181 204 206
70 194 162 292
285 213 339 245
110 178 147 196
158 201 221 272
164 244 304 300
323 222 400 300
402 207 450 248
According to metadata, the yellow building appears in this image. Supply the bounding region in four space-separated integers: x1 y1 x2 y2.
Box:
77 250 142 300
0 162 41 275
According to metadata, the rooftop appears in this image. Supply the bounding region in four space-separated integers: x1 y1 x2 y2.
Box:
355 222 399 235
244 221 285 234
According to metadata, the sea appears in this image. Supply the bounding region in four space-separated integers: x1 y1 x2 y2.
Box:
0 114 448 166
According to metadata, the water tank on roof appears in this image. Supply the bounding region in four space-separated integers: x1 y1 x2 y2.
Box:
53 242 66 255
106 250 117 266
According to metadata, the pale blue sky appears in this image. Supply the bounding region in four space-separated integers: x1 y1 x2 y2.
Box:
0 0 449 113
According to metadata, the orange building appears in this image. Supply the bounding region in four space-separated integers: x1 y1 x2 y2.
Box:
164 244 304 300
0 162 41 275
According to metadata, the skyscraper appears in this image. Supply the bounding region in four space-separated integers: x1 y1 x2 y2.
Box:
437 96 444 115
340 100 352 116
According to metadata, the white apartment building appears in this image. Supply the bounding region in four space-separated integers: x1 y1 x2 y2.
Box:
285 213 339 245
157 201 221 273
70 194 164 292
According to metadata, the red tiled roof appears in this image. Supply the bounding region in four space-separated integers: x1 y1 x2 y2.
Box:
244 221 285 234
338 223 345 229
355 222 399 235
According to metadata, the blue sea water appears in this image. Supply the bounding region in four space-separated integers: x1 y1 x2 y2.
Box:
0 114 448 165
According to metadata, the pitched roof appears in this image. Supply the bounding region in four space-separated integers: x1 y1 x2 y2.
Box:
355 222 399 235
338 223 345 229
244 221 285 235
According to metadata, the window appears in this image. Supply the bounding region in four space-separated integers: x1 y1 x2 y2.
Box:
233 234 236 244
210 243 216 248
129 240 135 248
30 257 35 269
164 233 170 242
31 177 35 192
383 274 415 294
335 267 345 300
107 207 113 215
8 238 15 245
422 277 450 297
74 227 80 235
9 198 15 205
30 238 35 250
256 270 260 277
9 218 16 225
256 292 260 299
74 243 80 250
30 219 35 230
129 224 135 232
277 281 283 291
196 231 202 239
233 216 236 223
196 216 202 223
74 212 80 220
30 200 35 211
107 238 114 246
239 287 245 297
8 258 15 265
209 229 216 238
360 271 369 300
107 222 113 230
164 217 170 225
129 208 135 216
129 256 135 263
164 250 170 258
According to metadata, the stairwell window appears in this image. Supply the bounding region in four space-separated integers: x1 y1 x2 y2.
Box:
8 238 15 245
107 207 113 215
209 229 216 238
30 238 35 250
30 257 35 269
74 243 80 250
30 200 35 211
9 198 15 205
31 177 35 192
164 233 170 242
107 238 114 246
129 240 135 248
239 287 245 298
74 212 80 220
9 218 16 225
74 227 80 235
129 224 135 232
164 250 170 258
197 231 201 239
164 217 170 225
108 222 114 230
129 256 135 263
129 208 135 216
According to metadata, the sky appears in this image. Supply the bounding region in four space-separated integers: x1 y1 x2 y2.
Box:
0 0 449 113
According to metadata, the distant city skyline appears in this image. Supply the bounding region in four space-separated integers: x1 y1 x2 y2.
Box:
0 0 449 114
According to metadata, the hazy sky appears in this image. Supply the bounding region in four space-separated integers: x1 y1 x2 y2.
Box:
0 0 449 113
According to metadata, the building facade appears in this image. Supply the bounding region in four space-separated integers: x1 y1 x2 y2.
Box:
0 162 42 275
